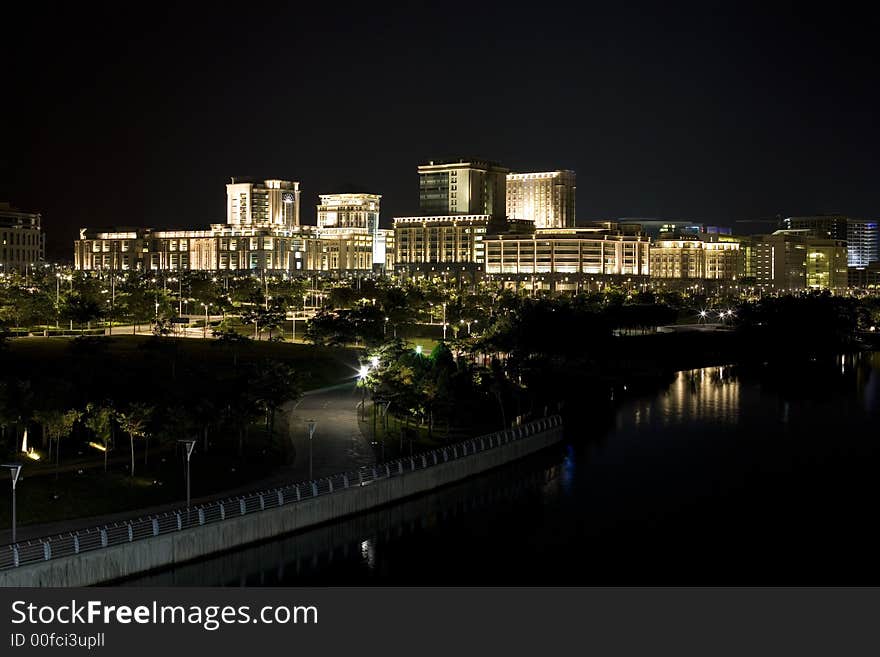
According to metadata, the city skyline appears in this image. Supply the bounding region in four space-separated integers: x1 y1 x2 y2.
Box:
2 3 878 259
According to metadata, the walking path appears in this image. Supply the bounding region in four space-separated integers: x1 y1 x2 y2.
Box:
0 382 375 546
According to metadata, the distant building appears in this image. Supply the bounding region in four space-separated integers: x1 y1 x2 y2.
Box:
506 170 576 228
0 202 44 272
781 215 848 241
317 193 380 234
317 193 386 266
226 178 300 228
393 215 494 274
484 225 649 282
618 219 731 240
648 234 741 281
74 179 393 273
744 231 847 290
417 159 509 220
848 261 880 289
846 218 879 268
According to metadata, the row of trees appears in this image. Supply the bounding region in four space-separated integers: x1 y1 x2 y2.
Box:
0 336 302 474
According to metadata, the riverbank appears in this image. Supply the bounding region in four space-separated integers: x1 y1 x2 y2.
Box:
0 416 563 587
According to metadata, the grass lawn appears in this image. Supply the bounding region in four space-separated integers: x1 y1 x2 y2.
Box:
4 335 363 392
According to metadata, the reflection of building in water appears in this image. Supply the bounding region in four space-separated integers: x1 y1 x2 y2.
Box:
658 367 741 424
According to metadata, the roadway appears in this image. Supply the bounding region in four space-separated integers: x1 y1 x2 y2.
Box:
284 382 376 480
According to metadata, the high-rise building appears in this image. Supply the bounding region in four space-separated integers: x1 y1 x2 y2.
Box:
0 202 44 272
417 159 509 219
226 178 300 228
846 218 879 268
781 215 848 241
506 170 576 228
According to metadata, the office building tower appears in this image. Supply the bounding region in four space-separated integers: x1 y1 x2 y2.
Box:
226 178 300 228
417 159 509 220
506 170 576 228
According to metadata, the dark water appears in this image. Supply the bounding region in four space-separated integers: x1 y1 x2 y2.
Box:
124 352 880 586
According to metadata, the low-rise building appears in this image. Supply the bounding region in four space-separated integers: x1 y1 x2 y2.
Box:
648 234 741 281
484 225 649 278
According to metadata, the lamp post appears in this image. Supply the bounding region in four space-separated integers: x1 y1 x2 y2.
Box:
202 303 210 338
178 440 196 510
2 463 23 544
306 420 316 480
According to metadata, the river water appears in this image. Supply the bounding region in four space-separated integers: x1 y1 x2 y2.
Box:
124 352 880 585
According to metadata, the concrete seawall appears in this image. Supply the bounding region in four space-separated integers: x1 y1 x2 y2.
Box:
0 423 563 587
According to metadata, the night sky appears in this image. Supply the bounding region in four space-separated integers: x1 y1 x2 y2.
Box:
2 2 877 259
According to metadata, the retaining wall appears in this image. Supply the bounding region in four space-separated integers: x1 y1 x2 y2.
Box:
0 419 563 587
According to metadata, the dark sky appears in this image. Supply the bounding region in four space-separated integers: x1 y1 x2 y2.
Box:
2 2 878 259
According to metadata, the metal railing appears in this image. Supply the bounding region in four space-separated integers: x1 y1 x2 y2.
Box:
0 415 562 571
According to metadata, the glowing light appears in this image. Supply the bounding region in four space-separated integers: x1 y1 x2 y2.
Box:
358 365 369 379
88 441 107 452
370 356 379 368
26 449 41 461
415 345 423 355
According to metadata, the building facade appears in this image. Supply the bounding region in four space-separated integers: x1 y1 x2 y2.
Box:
74 179 394 274
781 215 848 241
417 159 509 219
648 235 741 281
393 215 491 273
505 170 576 228
226 178 300 228
743 232 847 290
484 227 649 277
846 218 879 268
0 202 44 272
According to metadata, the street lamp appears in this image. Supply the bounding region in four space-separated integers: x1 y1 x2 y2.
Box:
415 345 423 355
370 355 379 368
358 365 369 421
202 303 210 338
306 420 316 480
2 463 23 544
178 440 196 510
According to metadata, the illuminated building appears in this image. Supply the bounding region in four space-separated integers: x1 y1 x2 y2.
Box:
393 215 492 274
846 218 879 268
226 178 300 228
317 193 380 233
316 193 388 269
506 171 576 228
484 225 649 286
0 202 44 272
74 180 392 273
745 231 847 290
648 234 741 280
418 159 509 219
805 239 848 290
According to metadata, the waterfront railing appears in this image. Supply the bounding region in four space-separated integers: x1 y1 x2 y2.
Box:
0 415 562 571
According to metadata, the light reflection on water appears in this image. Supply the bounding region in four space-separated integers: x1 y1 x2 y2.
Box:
122 353 880 586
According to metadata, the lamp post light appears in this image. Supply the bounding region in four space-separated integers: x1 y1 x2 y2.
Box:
2 463 23 544
358 365 369 421
178 440 196 510
306 420 316 480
